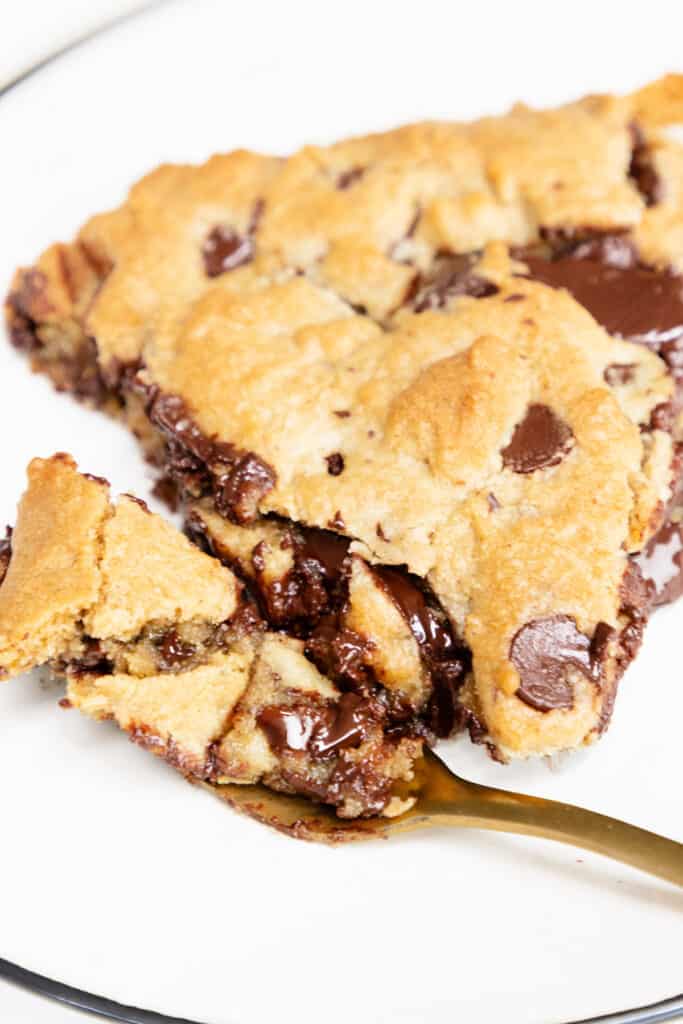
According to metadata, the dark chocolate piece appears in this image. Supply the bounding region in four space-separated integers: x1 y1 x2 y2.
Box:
628 121 664 207
142 390 276 525
521 254 683 351
202 226 254 277
258 692 377 758
409 252 498 311
325 452 345 476
501 404 574 474
373 565 470 736
510 615 596 712
156 628 197 671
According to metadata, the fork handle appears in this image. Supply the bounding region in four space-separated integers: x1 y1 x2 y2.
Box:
423 786 683 887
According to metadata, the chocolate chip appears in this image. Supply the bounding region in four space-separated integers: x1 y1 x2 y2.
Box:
156 629 196 671
201 225 254 277
501 404 574 474
410 252 499 312
510 615 596 712
325 452 345 476
257 692 377 758
604 363 636 386
520 251 683 351
213 452 276 525
337 166 365 190
628 121 664 207
333 409 351 418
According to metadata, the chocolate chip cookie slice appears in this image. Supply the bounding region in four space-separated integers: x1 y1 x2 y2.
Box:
0 456 422 820
6 76 683 761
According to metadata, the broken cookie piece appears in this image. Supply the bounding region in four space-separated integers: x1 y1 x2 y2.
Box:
0 456 422 820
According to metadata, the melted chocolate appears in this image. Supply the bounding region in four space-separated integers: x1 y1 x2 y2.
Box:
373 565 470 736
510 615 598 712
252 527 351 630
409 252 499 311
156 629 197 671
305 619 373 691
258 692 377 758
142 390 276 525
61 639 114 677
501 404 574 474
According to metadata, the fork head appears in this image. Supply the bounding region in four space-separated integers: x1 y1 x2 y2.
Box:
200 748 471 843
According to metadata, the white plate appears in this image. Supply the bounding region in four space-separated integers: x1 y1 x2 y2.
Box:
0 3 682 1022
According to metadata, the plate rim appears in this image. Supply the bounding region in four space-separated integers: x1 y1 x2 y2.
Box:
0 7 681 1024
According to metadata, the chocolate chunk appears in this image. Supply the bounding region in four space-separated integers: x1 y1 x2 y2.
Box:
201 226 254 277
501 404 574 474
61 639 114 677
156 629 196 671
374 566 455 658
373 564 470 736
325 452 345 476
214 452 276 525
521 254 683 351
410 252 499 312
628 121 664 207
151 474 180 512
337 166 365 190
604 363 636 386
305 620 373 691
298 528 350 582
146 391 276 524
258 692 377 758
510 615 596 712
251 526 350 630
0 527 12 586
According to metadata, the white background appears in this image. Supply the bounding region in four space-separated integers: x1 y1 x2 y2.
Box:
0 2 682 1023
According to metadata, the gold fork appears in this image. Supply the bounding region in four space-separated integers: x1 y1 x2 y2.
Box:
202 748 683 886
